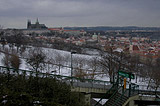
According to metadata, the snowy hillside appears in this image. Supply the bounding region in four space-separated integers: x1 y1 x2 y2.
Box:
0 44 159 91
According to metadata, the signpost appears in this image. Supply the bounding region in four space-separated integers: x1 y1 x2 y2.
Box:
124 78 126 89
118 71 134 79
118 70 135 97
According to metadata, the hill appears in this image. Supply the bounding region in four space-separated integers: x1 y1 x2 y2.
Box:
64 26 160 31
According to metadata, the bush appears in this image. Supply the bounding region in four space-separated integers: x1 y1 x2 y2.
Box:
0 73 84 106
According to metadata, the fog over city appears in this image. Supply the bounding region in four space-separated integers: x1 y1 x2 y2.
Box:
0 0 160 28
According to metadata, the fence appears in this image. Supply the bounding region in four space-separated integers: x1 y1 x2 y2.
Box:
0 65 110 89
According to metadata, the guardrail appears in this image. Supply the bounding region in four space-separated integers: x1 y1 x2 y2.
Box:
113 87 128 106
0 66 110 89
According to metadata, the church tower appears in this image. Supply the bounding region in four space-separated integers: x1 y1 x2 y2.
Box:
36 18 39 25
26 18 47 29
35 18 40 29
27 19 31 29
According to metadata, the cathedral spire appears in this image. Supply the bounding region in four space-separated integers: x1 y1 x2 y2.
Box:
36 18 39 24
27 19 31 29
27 19 47 29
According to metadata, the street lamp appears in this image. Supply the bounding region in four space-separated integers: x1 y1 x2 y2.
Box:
71 51 76 78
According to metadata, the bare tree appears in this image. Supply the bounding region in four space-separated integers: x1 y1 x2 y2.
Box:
9 52 21 74
26 47 46 77
114 51 130 71
98 48 117 83
88 57 100 79
151 58 160 93
143 56 154 88
45 49 55 74
54 51 65 74
10 29 24 52
2 48 11 67
73 56 89 79
0 26 6 50
1 48 11 82
74 68 87 79
127 55 141 83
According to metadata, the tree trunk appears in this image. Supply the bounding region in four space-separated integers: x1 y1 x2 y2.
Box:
155 86 159 95
147 78 151 89
59 64 61 74
135 74 137 83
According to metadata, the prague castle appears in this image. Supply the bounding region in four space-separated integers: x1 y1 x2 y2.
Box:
27 18 47 29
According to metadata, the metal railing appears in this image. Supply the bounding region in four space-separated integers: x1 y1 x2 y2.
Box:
0 66 110 89
130 83 139 96
94 78 119 106
94 83 118 106
104 86 121 106
99 78 140 106
112 88 128 106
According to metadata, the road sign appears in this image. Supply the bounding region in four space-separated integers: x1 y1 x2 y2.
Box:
118 71 134 79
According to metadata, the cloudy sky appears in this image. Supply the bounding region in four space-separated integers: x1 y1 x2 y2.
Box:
0 0 160 28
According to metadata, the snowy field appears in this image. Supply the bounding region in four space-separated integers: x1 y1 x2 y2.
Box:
0 44 110 81
0 44 159 91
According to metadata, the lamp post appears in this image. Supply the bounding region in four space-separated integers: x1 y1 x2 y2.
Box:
71 51 76 84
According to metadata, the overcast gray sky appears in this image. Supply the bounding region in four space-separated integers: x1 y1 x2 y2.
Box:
0 0 160 28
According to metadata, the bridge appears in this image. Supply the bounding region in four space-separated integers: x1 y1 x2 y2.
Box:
0 66 160 106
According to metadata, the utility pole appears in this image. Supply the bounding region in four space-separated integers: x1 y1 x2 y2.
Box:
71 51 76 85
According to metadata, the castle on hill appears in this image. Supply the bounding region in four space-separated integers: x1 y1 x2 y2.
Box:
27 18 47 29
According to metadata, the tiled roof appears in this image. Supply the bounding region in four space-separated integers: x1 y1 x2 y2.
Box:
133 45 140 51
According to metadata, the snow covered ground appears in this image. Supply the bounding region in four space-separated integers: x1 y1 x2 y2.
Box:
0 44 159 91
0 44 110 82
93 98 108 105
1 44 160 106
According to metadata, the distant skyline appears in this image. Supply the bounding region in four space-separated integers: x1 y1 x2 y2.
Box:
0 0 160 28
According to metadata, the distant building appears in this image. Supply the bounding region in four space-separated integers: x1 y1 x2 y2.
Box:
92 33 98 40
48 28 86 36
63 30 82 36
48 28 63 33
129 44 140 54
27 18 47 29
22 29 50 35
